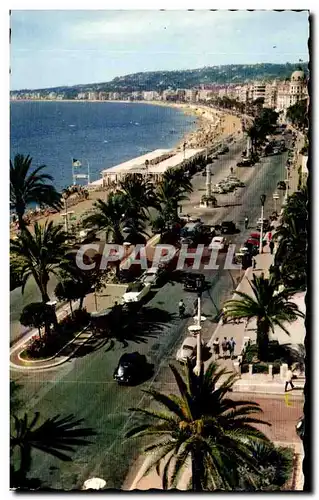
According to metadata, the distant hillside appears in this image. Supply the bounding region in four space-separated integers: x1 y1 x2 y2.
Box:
13 62 309 94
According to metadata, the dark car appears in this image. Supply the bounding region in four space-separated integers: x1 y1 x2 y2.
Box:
113 352 151 385
237 159 252 167
183 272 205 292
277 181 286 190
221 221 236 234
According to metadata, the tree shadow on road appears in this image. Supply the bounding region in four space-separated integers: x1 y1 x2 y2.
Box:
90 306 176 352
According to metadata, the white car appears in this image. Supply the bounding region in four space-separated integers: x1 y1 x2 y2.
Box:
122 282 151 304
140 266 165 287
176 337 197 363
208 236 226 251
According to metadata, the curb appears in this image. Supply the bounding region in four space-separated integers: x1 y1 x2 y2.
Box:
10 327 93 372
16 325 90 365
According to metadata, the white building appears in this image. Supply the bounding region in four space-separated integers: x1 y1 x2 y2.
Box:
275 70 308 116
185 89 198 102
198 89 214 101
143 91 160 101
77 92 87 100
88 92 98 100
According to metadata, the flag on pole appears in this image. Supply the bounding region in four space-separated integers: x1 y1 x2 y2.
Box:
72 158 82 167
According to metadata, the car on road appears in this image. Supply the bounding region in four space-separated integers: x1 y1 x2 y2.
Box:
176 337 197 363
122 282 151 304
221 221 237 234
113 352 151 385
237 159 253 167
139 266 168 287
208 236 227 251
183 272 206 292
277 181 286 190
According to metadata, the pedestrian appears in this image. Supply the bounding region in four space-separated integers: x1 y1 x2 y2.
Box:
244 318 249 331
212 337 220 359
244 216 249 229
178 299 186 319
221 337 228 358
269 240 275 255
285 367 295 392
252 256 256 269
228 337 236 359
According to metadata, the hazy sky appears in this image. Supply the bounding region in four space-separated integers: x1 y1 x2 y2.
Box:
10 9 309 90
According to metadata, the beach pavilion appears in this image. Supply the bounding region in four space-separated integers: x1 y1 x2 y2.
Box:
99 147 206 186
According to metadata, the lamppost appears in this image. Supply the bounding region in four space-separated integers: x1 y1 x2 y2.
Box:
259 194 266 254
194 276 204 375
145 159 149 179
273 191 279 213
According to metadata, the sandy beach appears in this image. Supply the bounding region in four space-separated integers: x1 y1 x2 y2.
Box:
10 101 242 235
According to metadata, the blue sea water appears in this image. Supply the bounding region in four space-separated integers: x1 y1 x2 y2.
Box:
10 101 196 190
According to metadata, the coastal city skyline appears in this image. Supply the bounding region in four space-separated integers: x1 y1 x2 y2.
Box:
10 10 309 90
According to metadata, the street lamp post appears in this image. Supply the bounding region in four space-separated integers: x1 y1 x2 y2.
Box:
273 191 279 213
259 194 266 254
194 276 203 375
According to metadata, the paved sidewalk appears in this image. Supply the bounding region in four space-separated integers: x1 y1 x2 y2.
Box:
206 246 274 372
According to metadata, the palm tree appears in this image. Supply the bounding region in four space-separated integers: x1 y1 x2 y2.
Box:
223 274 304 361
10 154 62 229
162 167 193 194
10 221 69 304
156 176 190 224
83 193 147 275
83 193 125 245
126 361 271 491
118 174 159 219
11 412 96 488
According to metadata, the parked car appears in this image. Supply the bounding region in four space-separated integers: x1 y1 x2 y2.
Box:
183 272 205 292
176 337 197 363
208 236 227 251
113 352 151 385
221 221 237 234
277 181 286 190
122 282 151 304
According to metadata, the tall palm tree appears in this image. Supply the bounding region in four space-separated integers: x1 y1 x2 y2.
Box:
10 221 69 304
83 193 125 245
118 174 159 219
126 361 271 491
10 154 62 229
223 274 304 361
11 412 96 488
83 192 147 275
156 176 190 224
162 167 193 194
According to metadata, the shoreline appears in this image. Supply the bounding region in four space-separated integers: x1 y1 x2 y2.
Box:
10 101 242 234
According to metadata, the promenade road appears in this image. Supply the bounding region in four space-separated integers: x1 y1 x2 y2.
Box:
11 139 290 490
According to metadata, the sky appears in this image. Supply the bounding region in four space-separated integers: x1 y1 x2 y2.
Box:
10 9 309 90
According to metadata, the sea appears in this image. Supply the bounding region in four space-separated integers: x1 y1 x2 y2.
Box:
10 101 196 191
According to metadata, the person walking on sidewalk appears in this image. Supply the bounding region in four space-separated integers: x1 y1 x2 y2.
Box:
252 256 257 269
178 299 186 319
244 216 249 229
221 337 228 358
285 367 295 392
229 337 236 359
212 337 220 359
269 240 275 255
